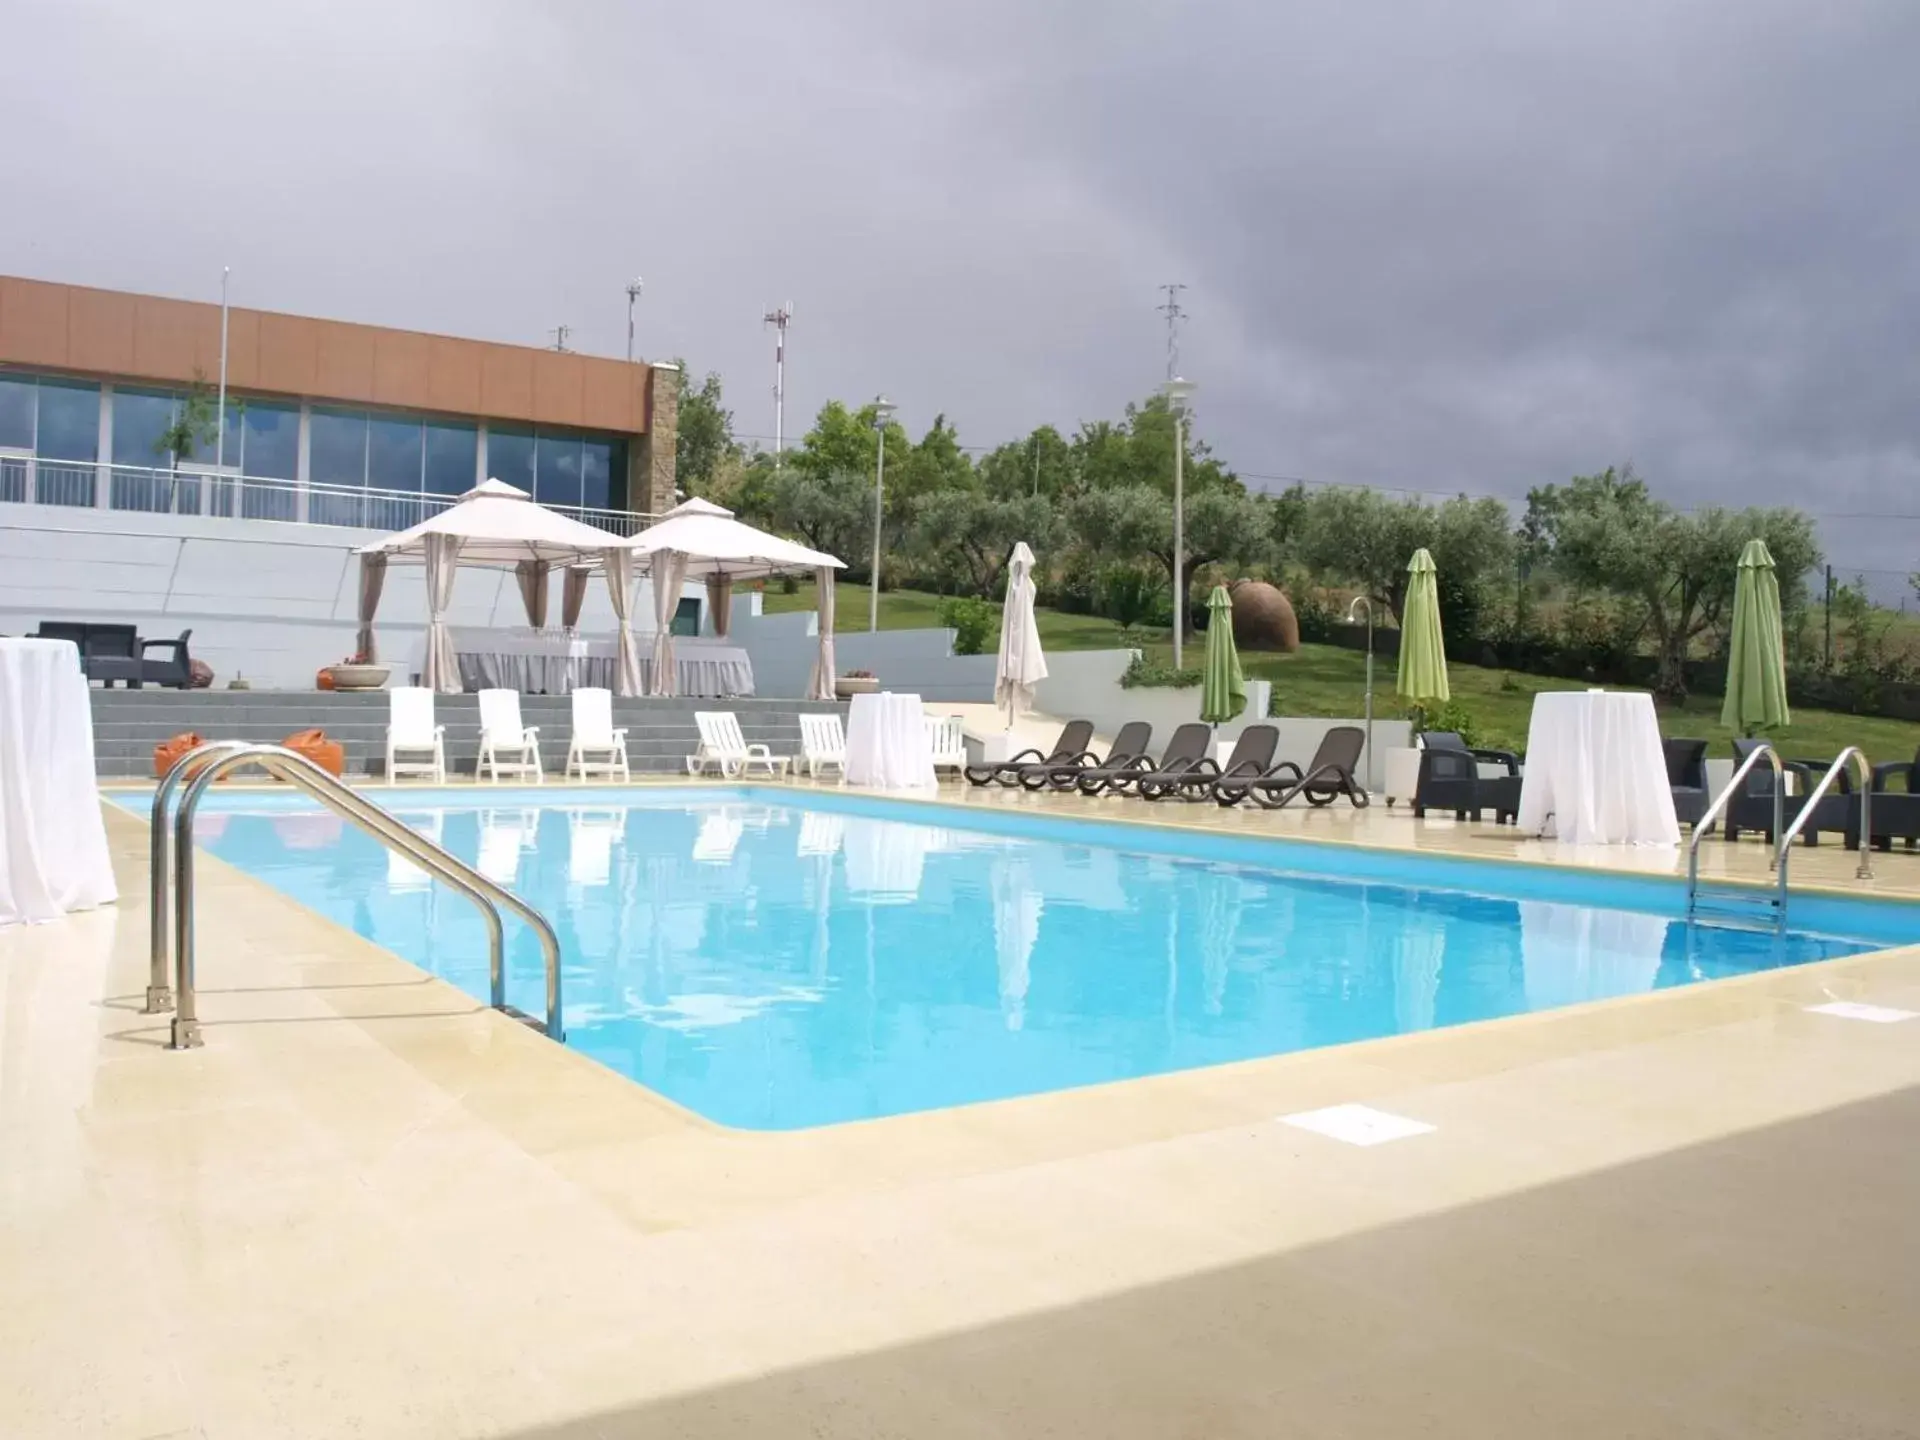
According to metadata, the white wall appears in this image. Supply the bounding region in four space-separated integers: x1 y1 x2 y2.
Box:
1031 648 1409 786
727 609 1000 702
0 508 702 689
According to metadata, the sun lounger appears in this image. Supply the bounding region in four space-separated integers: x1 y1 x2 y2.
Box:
1221 724 1370 809
1020 721 1152 792
965 719 1095 787
1139 724 1278 801
385 686 448 784
1075 722 1198 796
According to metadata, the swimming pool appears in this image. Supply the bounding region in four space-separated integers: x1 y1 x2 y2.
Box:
160 787 1920 1129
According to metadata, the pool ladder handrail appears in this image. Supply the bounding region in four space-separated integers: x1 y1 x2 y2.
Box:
1686 742 1786 925
147 742 564 1050
1777 747 1873 882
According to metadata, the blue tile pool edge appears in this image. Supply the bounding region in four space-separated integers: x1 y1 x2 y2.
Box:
113 782 1920 949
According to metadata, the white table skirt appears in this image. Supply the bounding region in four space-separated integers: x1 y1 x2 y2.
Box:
0 639 117 925
1516 691 1680 846
845 692 937 790
447 628 753 697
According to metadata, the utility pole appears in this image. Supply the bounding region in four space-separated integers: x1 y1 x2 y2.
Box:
624 278 644 363
1824 564 1836 670
763 303 793 468
1156 283 1188 382
549 324 571 353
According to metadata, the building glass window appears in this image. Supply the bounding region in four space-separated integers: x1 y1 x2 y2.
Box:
367 417 423 491
423 421 477 496
535 433 582 508
0 374 34 449
112 390 177 467
488 426 534 491
309 409 368 487
241 402 299 480
581 439 615 512
36 380 99 461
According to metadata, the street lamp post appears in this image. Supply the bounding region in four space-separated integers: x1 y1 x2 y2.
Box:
1160 376 1196 667
1346 596 1376 792
869 396 896 632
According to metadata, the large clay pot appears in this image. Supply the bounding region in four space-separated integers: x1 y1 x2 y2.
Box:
315 667 336 691
1229 580 1300 652
282 728 346 777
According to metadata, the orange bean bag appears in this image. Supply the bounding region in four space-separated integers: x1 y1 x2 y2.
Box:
154 731 209 780
282 728 345 777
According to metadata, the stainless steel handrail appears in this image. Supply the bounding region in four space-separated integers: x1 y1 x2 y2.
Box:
147 739 255 1012
1778 746 1874 881
1687 742 1785 921
158 744 563 1049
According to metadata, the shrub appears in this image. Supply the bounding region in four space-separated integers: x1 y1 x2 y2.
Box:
1098 565 1167 629
1121 654 1202 689
939 596 997 656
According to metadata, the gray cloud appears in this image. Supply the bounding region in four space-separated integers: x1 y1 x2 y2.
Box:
6 0 1916 589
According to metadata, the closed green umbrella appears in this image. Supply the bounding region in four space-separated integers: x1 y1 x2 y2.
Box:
1200 585 1247 724
1721 538 1790 734
1396 548 1450 707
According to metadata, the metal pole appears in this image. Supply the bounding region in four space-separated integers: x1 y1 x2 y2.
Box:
214 266 230 470
625 278 642 364
870 425 886 632
1172 409 1185 668
1364 614 1375 791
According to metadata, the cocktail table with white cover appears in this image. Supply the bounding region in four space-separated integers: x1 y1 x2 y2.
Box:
844 692 936 789
0 638 117 924
1517 690 1680 845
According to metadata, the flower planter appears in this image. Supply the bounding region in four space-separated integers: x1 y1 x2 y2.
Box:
834 676 880 699
324 663 391 692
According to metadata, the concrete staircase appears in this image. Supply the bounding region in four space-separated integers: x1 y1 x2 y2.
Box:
89 689 845 779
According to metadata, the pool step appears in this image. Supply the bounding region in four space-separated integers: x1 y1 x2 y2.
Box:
1687 882 1786 933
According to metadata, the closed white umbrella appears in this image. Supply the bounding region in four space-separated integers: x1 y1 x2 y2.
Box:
994 541 1048 728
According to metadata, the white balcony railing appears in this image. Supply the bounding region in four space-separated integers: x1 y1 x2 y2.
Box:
0 457 656 537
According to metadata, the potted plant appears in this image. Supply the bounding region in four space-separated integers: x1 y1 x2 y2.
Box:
322 651 392 692
835 668 879 699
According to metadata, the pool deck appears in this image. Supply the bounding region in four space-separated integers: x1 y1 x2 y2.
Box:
6 782 1920 1437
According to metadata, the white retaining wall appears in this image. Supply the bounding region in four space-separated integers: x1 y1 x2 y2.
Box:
0 507 704 690
1031 648 1409 787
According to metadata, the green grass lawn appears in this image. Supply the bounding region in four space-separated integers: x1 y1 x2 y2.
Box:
759 580 1920 761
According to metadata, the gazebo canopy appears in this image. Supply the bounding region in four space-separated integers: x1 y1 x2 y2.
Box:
357 479 620 568
625 496 843 577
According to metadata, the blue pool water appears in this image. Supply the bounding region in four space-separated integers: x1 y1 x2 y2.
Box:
158 787 1920 1129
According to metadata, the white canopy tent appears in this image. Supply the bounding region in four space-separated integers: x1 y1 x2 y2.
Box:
355 479 630 694
624 496 846 700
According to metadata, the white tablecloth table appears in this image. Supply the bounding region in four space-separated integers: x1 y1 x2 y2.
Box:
0 639 117 925
1516 691 1680 846
844 692 936 790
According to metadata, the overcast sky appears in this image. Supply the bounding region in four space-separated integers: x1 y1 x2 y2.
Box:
6 0 1917 590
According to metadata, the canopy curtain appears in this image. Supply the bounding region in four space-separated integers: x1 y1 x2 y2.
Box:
807 564 838 701
423 533 463 694
649 551 690 697
514 560 550 629
604 549 642 697
705 574 734 637
355 553 386 664
561 566 591 630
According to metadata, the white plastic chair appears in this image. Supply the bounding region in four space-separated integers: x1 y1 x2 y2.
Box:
385 687 446 784
387 810 446 890
566 809 622 888
686 711 791 778
692 808 745 864
565 687 629 782
799 712 847 780
477 809 535 884
476 688 543 784
925 713 967 775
